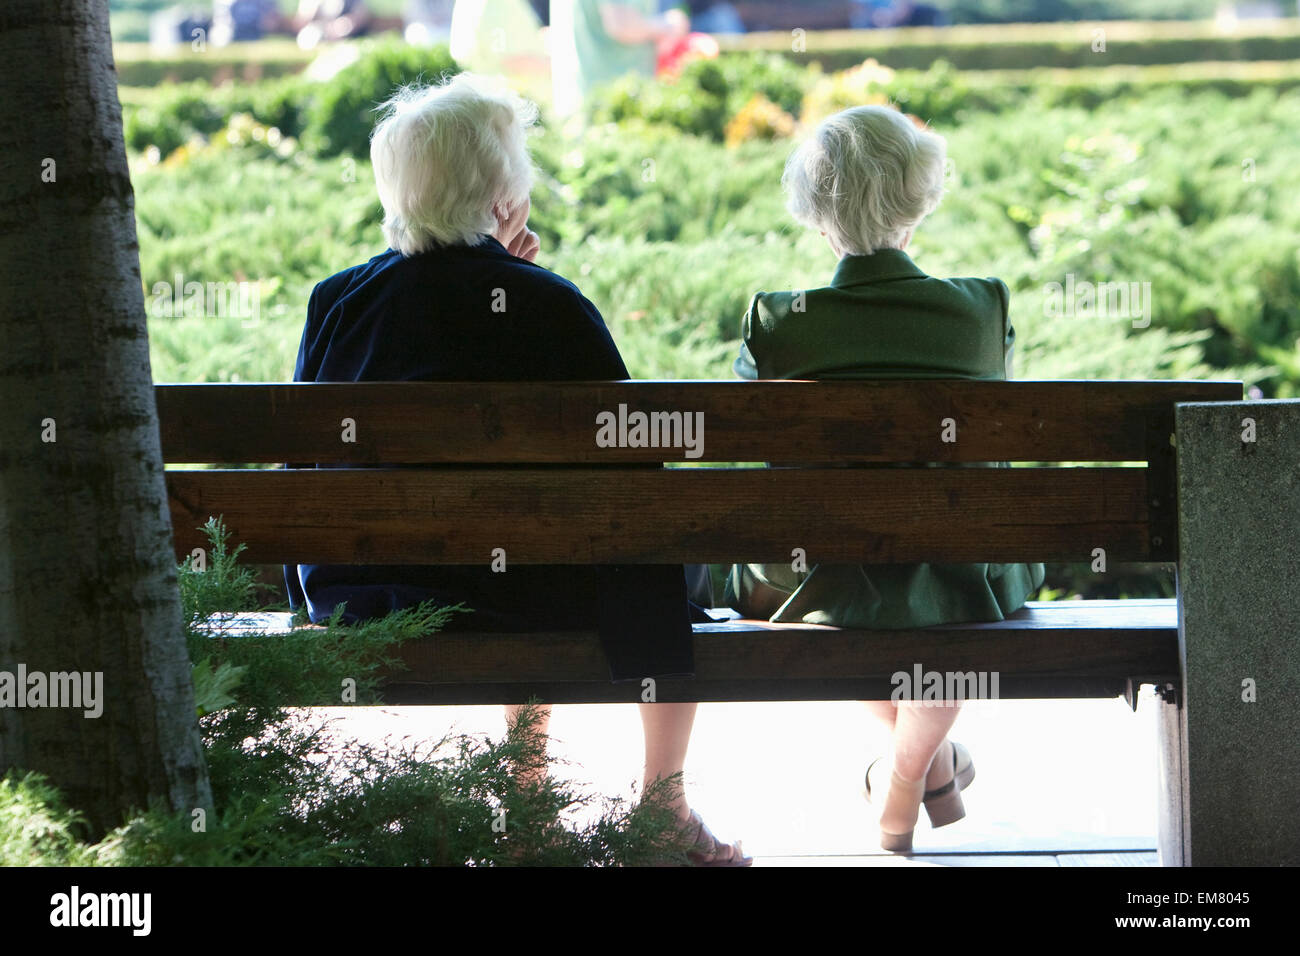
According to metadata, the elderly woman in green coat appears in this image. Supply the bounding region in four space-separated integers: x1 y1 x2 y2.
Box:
726 105 1045 853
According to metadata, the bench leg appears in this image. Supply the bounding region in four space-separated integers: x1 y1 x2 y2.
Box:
1155 684 1188 866
1171 400 1300 866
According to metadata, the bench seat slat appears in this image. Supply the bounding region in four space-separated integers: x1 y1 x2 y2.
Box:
156 380 1241 464
168 466 1154 564
195 600 1178 704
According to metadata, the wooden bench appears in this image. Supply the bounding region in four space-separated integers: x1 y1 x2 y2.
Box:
157 378 1243 862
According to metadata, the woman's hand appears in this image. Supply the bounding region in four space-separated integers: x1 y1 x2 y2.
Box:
507 227 541 263
494 198 540 262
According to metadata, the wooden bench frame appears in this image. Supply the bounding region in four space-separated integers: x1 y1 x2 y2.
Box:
158 378 1247 863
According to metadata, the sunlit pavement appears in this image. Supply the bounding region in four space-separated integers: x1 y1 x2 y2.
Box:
315 692 1163 866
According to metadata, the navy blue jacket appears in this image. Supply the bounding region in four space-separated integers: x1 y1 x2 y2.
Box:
284 238 695 680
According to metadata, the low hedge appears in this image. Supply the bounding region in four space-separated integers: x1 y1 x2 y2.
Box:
719 19 1300 72
588 55 1300 142
113 40 312 86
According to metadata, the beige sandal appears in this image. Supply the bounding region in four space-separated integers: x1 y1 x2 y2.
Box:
864 761 926 853
864 740 977 852
921 740 976 828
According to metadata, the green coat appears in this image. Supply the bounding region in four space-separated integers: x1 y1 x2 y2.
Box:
724 248 1046 628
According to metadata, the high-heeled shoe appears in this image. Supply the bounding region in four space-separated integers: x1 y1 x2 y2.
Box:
921 740 976 828
863 760 926 853
864 741 977 851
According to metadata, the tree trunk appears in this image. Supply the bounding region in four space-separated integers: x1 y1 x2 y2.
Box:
0 0 212 836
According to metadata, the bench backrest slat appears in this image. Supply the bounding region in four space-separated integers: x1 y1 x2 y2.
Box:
157 380 1242 464
167 465 1151 564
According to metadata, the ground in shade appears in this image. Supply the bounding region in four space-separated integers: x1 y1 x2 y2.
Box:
311 691 1163 867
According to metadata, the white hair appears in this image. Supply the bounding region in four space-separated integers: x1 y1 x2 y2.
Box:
370 72 539 255
782 105 947 256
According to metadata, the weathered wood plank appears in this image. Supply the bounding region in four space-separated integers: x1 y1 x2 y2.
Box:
156 380 1242 464
167 466 1153 564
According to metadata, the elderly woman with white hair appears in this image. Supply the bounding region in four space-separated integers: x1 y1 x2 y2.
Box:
284 72 749 865
726 105 1045 853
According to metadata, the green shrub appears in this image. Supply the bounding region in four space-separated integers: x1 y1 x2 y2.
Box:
121 74 310 158
715 51 818 117
240 73 312 140
0 773 95 866
2 519 698 866
301 39 460 158
589 63 730 140
529 122 791 246
800 58 897 125
589 52 816 141
122 81 229 157
725 94 797 147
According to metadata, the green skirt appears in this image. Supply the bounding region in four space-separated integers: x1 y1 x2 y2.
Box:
724 560 1046 628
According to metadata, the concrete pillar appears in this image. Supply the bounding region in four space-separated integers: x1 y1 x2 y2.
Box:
1161 399 1300 865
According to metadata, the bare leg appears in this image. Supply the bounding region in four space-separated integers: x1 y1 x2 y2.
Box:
639 701 697 822
864 700 961 784
869 700 963 843
891 701 961 781
863 699 897 728
639 701 749 864
501 701 697 819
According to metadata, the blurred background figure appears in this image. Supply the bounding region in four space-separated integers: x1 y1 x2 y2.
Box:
211 0 280 44
449 0 551 77
295 0 373 48
148 4 212 50
655 3 722 77
551 0 688 118
850 0 947 28
677 0 744 34
403 0 456 46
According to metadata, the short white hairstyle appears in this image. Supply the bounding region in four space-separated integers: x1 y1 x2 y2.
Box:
370 72 539 255
783 105 947 256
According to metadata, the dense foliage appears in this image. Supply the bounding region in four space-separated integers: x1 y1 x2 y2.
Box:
2 521 695 866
